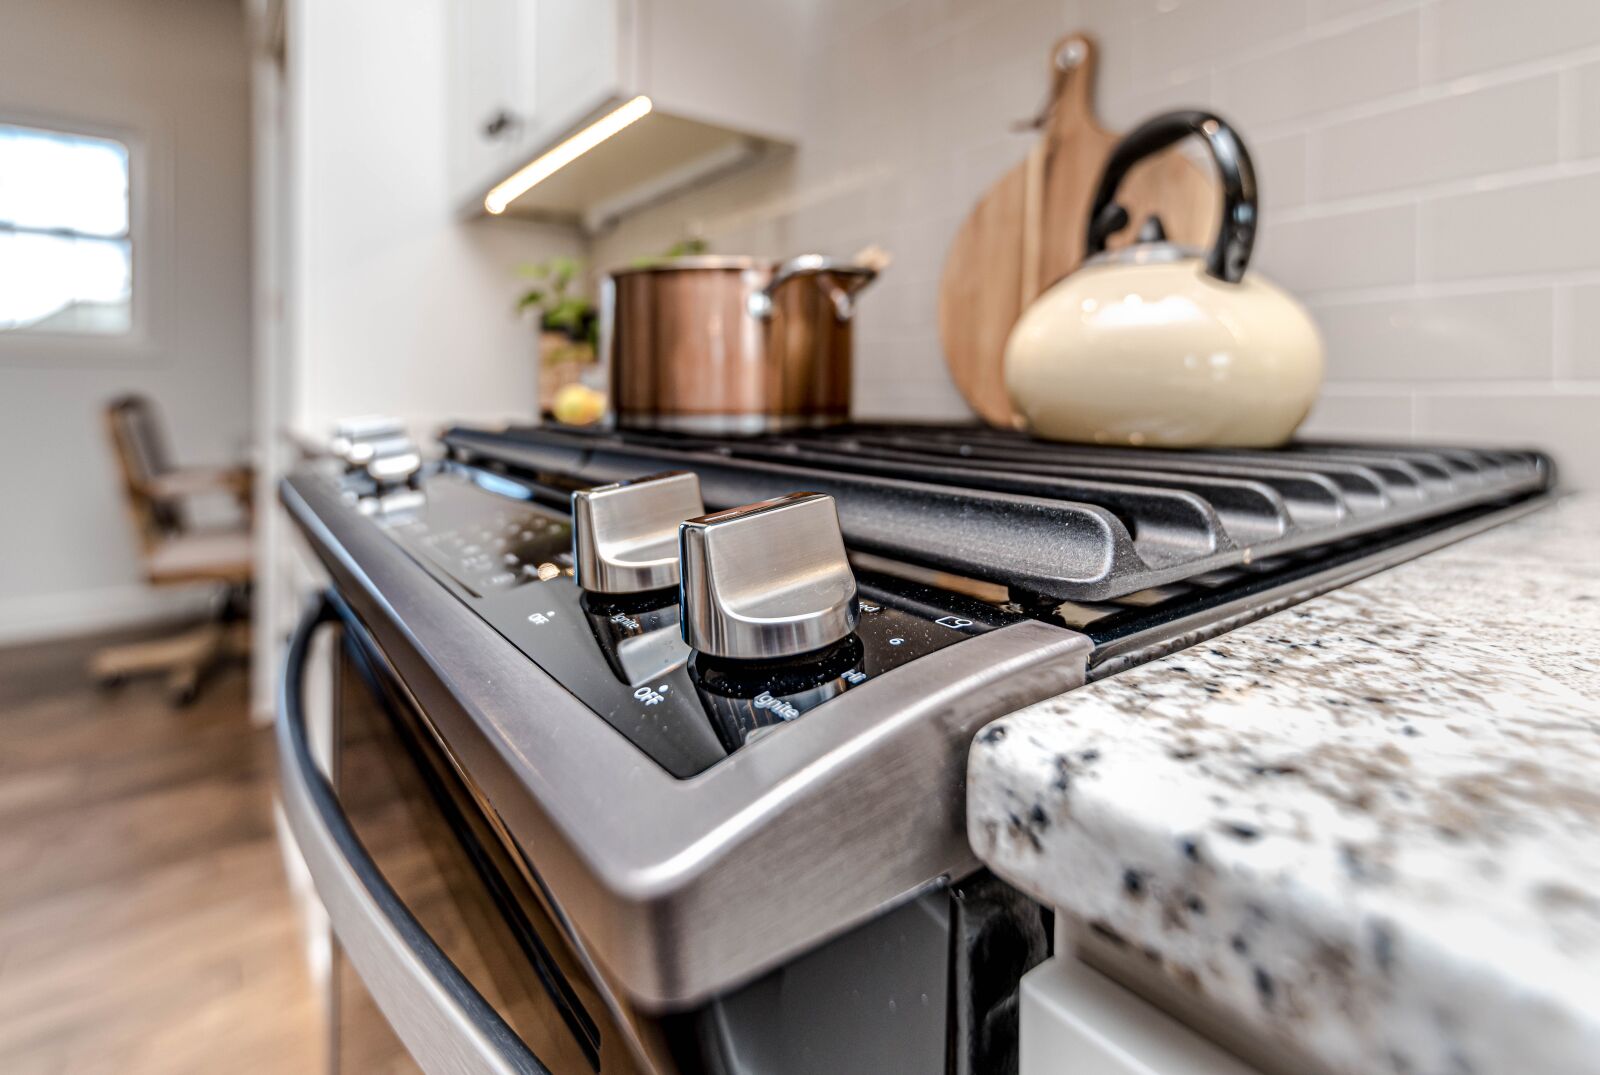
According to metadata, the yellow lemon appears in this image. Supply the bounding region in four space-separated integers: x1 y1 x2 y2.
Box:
551 384 606 426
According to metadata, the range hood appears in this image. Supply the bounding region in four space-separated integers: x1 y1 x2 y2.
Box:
477 96 784 234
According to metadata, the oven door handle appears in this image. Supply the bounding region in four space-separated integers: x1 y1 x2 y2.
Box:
277 595 552 1075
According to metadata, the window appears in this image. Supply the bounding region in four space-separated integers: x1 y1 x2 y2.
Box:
0 123 132 335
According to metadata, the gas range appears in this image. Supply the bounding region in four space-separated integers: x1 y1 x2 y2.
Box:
278 422 1551 1074
440 424 1551 672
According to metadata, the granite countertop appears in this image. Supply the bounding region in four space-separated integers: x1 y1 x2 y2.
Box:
968 494 1600 1075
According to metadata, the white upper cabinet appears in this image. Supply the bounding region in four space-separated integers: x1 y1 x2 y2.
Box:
447 0 528 203
448 0 805 231
532 1 617 149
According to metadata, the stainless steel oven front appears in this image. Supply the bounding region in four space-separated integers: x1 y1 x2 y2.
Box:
279 594 647 1074
278 590 1033 1075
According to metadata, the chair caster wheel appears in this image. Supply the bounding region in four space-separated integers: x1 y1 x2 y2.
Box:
96 674 127 691
170 683 199 707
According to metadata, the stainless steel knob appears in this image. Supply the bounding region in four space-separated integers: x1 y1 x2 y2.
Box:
572 471 704 594
331 415 405 463
679 493 859 660
364 443 421 486
349 434 415 467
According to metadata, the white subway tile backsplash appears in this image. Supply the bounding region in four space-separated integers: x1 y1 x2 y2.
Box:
1298 389 1414 438
955 0 1069 74
1131 0 1307 88
592 0 1599 484
1254 204 1416 294
1415 389 1600 488
1254 134 1308 209
893 212 966 283
1420 170 1600 281
1097 67 1213 133
955 135 1028 207
1312 289 1555 382
1577 61 1600 160
1310 76 1560 199
1563 283 1600 379
1431 0 1600 80
890 270 941 334
931 72 1028 149
1213 11 1420 130
899 163 963 225
856 337 972 418
1309 0 1417 21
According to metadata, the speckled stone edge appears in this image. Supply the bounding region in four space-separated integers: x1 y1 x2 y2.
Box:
968 496 1600 1075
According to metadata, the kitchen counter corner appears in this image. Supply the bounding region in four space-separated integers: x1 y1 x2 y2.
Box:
969 493 1600 1075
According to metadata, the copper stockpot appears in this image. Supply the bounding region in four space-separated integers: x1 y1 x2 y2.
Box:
603 255 880 434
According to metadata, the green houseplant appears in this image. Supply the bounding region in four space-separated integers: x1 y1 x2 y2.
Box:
513 240 710 424
517 256 597 355
516 256 598 419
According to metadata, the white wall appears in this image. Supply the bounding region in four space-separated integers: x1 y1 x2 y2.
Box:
593 0 1600 487
0 0 254 643
284 0 584 437
254 0 583 713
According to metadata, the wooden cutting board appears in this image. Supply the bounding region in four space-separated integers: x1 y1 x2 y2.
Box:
937 33 1218 427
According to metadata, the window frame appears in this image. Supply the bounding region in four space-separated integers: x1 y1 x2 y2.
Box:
0 111 158 361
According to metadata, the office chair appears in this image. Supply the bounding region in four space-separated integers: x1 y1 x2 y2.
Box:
91 395 254 705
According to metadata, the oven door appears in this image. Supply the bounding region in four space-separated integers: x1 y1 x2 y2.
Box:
278 594 643 1075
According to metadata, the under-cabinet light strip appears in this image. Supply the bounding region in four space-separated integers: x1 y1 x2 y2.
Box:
483 95 654 215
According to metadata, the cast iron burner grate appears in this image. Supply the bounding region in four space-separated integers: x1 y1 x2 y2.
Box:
441 422 1552 608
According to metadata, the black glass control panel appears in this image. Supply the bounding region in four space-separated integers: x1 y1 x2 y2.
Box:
373 468 1023 778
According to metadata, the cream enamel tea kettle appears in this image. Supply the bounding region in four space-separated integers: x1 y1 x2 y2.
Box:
1004 110 1323 448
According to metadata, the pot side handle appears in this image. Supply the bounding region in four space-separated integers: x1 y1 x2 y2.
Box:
747 254 880 322
1084 110 1258 284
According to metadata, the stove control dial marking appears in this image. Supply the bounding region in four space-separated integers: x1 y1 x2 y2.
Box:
678 492 859 661
572 471 705 594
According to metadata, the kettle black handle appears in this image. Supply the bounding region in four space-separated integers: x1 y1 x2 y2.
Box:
1084 110 1258 284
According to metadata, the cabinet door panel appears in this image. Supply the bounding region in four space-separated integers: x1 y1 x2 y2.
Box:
531 0 620 144
448 0 524 202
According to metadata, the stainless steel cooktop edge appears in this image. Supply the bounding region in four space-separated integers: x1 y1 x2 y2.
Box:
281 469 1092 1010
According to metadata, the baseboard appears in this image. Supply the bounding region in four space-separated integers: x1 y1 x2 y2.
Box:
0 583 213 647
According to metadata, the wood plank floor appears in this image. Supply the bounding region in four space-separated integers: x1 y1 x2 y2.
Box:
0 628 321 1074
